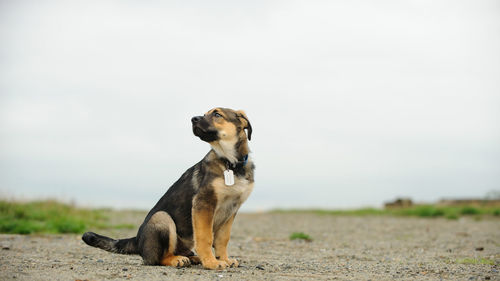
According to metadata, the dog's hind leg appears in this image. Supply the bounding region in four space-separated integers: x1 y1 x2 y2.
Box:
137 211 190 267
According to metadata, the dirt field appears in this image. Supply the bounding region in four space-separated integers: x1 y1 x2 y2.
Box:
0 212 499 280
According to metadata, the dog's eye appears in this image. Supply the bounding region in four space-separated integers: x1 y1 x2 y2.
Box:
213 112 222 118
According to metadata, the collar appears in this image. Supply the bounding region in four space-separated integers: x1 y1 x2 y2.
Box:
222 154 248 170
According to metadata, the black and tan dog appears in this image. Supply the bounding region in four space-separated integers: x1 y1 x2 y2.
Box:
82 107 254 270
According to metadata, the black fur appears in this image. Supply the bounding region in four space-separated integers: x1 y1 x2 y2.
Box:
82 232 137 254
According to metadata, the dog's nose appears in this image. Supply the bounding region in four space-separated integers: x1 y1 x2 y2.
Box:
191 116 202 124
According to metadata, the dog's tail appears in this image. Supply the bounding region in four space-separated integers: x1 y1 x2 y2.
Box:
82 232 138 255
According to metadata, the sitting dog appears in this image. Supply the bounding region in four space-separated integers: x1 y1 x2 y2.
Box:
82 107 254 270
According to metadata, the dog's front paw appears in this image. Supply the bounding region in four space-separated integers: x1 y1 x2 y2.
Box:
202 259 228 270
217 257 238 268
223 258 238 268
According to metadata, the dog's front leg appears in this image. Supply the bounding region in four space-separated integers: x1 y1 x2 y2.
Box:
214 214 238 267
192 206 228 270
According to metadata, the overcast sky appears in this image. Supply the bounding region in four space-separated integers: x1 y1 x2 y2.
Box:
1 0 499 210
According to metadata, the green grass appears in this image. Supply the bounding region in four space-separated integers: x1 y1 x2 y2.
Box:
0 200 130 234
289 232 313 242
456 258 495 265
273 205 500 220
273 208 387 216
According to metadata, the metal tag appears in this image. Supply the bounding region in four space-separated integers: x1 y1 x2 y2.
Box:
224 169 235 186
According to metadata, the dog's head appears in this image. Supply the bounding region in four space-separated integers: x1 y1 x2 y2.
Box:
191 107 252 144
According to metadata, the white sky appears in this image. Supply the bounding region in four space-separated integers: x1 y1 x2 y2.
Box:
1 0 499 210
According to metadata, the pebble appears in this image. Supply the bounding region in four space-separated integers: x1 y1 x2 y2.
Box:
256 265 265 270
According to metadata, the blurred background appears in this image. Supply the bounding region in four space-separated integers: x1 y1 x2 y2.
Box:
1 0 499 211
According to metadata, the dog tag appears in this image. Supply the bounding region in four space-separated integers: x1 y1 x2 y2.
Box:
224 169 235 186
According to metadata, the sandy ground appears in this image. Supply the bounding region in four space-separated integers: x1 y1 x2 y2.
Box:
0 212 499 280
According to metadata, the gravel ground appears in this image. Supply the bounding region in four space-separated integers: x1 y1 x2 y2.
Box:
0 212 499 280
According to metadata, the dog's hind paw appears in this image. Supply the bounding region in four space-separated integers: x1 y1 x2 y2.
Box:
161 255 191 267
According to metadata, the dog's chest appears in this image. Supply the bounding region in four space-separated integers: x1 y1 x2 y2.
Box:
213 177 253 230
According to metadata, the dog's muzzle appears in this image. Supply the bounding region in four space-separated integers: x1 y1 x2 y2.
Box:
192 116 218 142
191 116 202 124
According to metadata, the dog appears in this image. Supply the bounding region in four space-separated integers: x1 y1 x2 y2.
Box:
82 107 254 270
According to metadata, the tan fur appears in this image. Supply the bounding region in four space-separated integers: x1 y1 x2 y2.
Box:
192 208 231 269
191 166 200 191
236 110 249 127
210 121 239 162
212 177 254 231
212 176 253 268
160 254 190 267
214 214 238 267
149 211 177 255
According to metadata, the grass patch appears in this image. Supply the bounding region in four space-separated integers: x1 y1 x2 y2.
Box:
273 205 500 219
460 206 480 215
396 205 445 217
0 200 125 234
289 232 313 242
273 208 387 216
456 258 495 265
390 205 499 219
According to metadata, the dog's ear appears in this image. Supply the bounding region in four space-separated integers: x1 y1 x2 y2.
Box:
236 110 252 141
